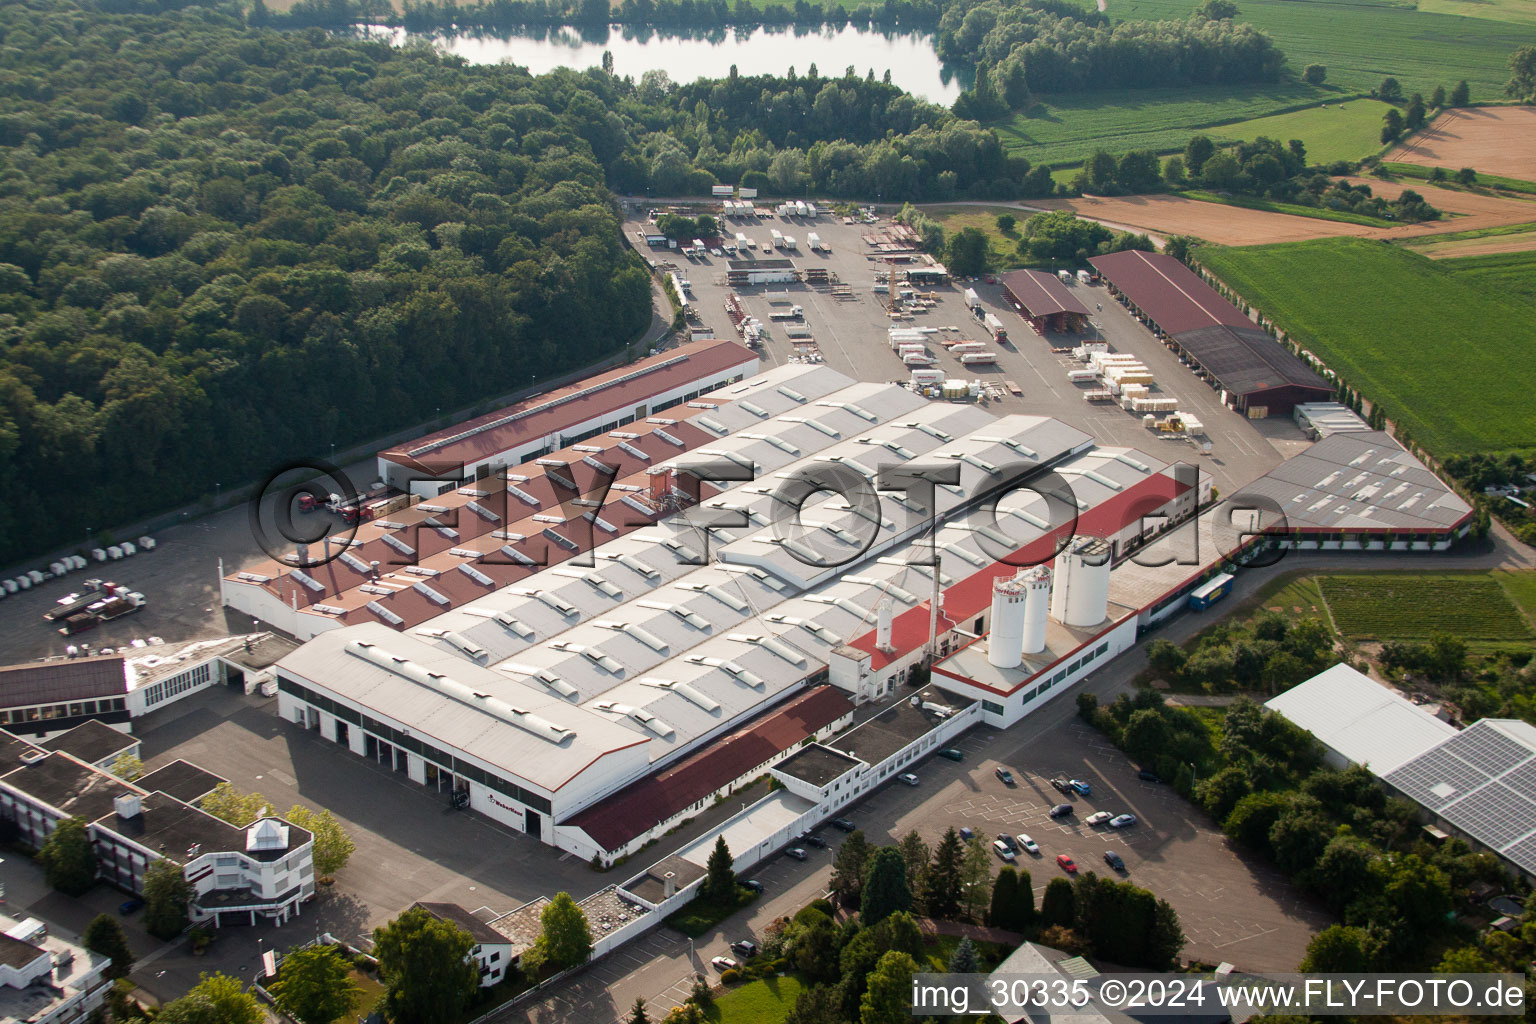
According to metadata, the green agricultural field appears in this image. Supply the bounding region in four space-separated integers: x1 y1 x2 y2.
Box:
1415 0 1536 24
1379 163 1536 196
1496 571 1536 626
1105 0 1519 98
1195 238 1536 459
1216 100 1395 164
1439 249 1536 304
1316 573 1536 641
992 82 1329 166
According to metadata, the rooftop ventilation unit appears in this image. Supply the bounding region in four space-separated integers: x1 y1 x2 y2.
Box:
401 566 440 577
338 553 370 574
695 417 728 435
493 612 535 639
359 584 395 596
417 503 450 513
366 601 403 625
542 527 579 551
375 520 407 530
507 485 540 506
738 401 769 418
501 545 538 566
236 571 273 583
458 564 494 586
602 553 659 579
381 534 415 556
640 600 711 630
581 648 625 674
583 455 618 474
572 444 604 453
444 632 486 659
465 501 499 522
639 677 721 713
897 421 952 442
976 435 1039 460
728 632 808 667
529 590 578 616
617 441 650 461
413 582 449 605
815 400 877 422
312 603 345 615
654 429 685 447
289 570 324 593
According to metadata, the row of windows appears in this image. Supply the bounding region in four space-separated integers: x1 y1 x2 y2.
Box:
0 697 127 725
142 662 213 708
278 675 554 815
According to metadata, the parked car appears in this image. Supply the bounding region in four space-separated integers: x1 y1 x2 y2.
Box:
995 767 1016 785
1056 853 1078 873
711 956 739 972
1137 767 1161 782
800 833 828 848
1103 851 1126 871
1016 833 1040 855
118 898 143 915
1085 811 1113 826
743 879 764 893
1069 779 1092 796
1109 813 1138 829
731 939 759 957
897 773 920 786
996 833 1018 852
959 826 975 840
1050 777 1072 793
993 840 1017 862
1049 803 1075 818
831 818 857 832
937 748 965 762
786 847 808 861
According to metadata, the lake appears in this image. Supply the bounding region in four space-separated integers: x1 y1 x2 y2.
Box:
365 23 965 104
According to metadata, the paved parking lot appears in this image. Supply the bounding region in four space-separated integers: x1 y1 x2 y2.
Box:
867 718 1328 972
629 208 1303 497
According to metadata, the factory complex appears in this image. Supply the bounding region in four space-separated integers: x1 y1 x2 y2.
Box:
235 348 1470 871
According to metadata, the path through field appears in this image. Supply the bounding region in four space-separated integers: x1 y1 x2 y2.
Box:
1386 107 1536 183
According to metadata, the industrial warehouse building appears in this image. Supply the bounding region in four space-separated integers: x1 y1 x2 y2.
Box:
1089 250 1332 416
261 363 1212 862
1269 667 1536 883
246 345 1473 868
999 269 1092 333
376 339 759 494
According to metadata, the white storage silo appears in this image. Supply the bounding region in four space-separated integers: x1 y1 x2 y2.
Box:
876 598 894 652
1021 565 1052 654
987 572 1029 669
1050 536 1113 627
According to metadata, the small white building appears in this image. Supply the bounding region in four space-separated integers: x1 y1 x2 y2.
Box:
0 913 112 1024
413 903 515 987
1265 663 1457 773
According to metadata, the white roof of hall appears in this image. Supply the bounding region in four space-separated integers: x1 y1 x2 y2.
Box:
1265 663 1457 774
275 621 648 791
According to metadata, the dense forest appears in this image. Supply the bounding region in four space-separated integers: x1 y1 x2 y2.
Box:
0 0 1064 563
938 0 1284 98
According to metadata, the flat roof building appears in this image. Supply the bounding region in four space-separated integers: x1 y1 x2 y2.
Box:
1090 250 1331 416
377 339 758 494
1266 663 1457 773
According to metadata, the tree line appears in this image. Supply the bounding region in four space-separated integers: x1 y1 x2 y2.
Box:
1 0 1061 565
942 0 1284 116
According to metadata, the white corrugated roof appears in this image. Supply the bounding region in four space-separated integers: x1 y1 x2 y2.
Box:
1265 663 1456 774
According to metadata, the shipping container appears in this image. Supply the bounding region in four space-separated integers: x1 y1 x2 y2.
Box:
1188 573 1234 611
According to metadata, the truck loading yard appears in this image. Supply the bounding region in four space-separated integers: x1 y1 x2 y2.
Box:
629 204 1304 498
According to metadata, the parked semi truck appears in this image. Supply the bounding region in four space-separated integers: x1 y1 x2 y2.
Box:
57 586 147 634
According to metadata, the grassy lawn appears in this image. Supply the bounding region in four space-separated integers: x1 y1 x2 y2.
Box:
1379 162 1536 196
991 81 1329 166
708 974 805 1023
666 886 760 937
1215 99 1395 164
924 205 1030 268
1195 237 1536 460
1180 189 1395 227
1100 0 1519 98
1438 249 1536 303
1316 572 1536 642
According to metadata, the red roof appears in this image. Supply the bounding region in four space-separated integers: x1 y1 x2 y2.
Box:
380 340 758 469
1088 250 1251 337
999 270 1091 318
849 472 1189 669
563 686 854 852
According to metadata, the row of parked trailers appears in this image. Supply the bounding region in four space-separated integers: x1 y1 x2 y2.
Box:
0 537 156 599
